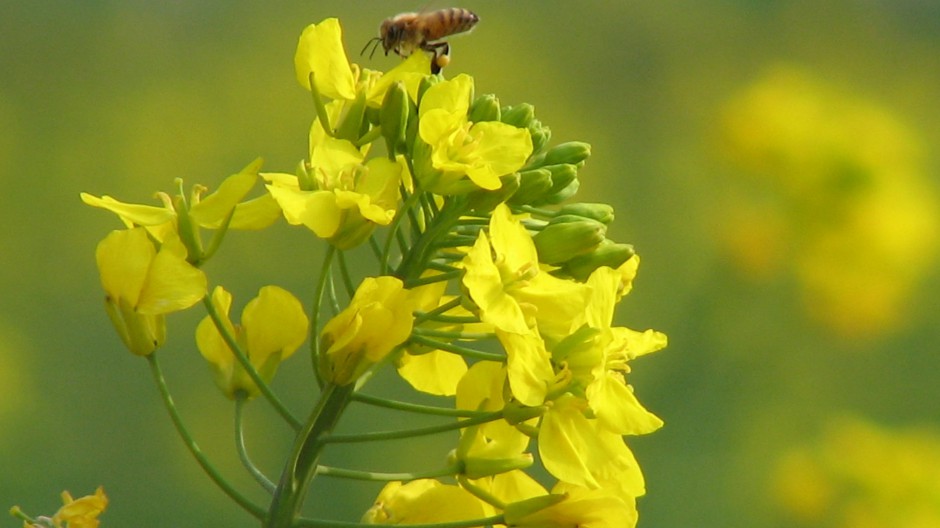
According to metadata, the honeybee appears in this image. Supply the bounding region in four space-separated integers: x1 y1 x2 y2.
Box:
361 8 480 74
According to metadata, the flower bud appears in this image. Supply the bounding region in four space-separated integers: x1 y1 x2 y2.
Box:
450 449 534 480
508 168 553 206
557 203 615 224
380 81 410 154
533 217 607 265
527 118 551 154
543 163 581 205
416 75 441 105
469 93 501 123
466 173 520 213
543 141 592 166
335 91 368 142
501 103 536 128
560 240 636 281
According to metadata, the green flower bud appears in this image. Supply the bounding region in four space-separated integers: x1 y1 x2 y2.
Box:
467 173 520 213
416 75 441 105
380 81 410 155
557 203 615 224
528 118 551 154
501 103 535 128
460 452 534 480
508 168 553 206
542 163 581 205
334 90 368 142
411 138 444 190
533 218 607 265
560 240 636 281
469 93 501 123
543 141 592 166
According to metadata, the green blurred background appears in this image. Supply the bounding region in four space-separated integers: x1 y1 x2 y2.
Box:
3 1 939 526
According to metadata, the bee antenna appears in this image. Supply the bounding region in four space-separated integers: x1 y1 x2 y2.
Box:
360 37 382 58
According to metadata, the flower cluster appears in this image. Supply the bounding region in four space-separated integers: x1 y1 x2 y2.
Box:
74 17 666 528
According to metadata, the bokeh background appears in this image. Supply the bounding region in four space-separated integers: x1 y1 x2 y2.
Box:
3 1 939 526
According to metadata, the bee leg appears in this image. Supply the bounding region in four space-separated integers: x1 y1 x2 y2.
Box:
425 42 451 74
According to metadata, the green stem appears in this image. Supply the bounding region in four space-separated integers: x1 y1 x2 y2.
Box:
457 476 507 509
412 327 495 341
325 411 502 444
413 296 463 325
396 197 469 281
315 463 458 481
382 189 423 275
336 251 355 298
408 334 506 362
147 354 265 519
202 295 301 430
294 515 505 528
265 383 354 528
310 246 336 385
351 392 490 418
235 393 276 494
404 269 462 289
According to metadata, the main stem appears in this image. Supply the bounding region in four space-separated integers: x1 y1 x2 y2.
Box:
265 382 354 528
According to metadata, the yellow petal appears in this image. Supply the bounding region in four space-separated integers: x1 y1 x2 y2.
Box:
82 193 176 227
243 285 308 365
294 18 356 100
96 228 154 307
397 349 467 396
189 158 263 228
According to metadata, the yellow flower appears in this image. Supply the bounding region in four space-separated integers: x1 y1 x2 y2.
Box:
81 158 280 238
263 137 401 249
294 18 356 100
196 286 308 398
319 276 418 385
579 266 665 435
95 227 206 356
539 394 646 500
505 485 638 528
461 204 591 340
51 486 108 528
361 480 485 525
417 75 533 194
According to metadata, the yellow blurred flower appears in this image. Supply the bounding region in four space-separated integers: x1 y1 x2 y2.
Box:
719 65 940 338
51 486 108 528
773 416 940 528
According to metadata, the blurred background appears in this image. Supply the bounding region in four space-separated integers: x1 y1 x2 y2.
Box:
2 1 939 526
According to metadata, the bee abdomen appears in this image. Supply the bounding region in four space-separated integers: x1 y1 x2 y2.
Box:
429 8 479 40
